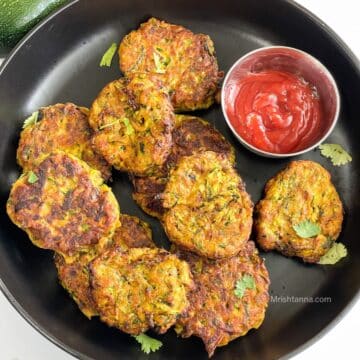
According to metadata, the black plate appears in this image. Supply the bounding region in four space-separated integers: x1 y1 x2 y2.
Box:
0 1 359 359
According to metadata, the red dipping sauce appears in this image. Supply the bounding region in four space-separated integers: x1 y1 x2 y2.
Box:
225 70 324 153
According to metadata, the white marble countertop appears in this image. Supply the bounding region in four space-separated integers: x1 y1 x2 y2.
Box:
0 0 359 359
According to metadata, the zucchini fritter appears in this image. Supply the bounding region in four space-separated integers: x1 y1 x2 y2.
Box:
90 247 194 334
114 214 155 250
174 241 270 357
119 17 223 111
132 115 235 219
132 175 168 219
54 214 155 318
255 160 344 263
17 103 111 180
7 152 120 261
89 73 174 176
163 151 253 259
54 252 98 318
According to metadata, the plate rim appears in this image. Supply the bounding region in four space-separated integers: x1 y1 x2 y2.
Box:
0 1 359 359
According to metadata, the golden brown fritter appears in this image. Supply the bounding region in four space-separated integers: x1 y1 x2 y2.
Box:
174 241 270 357
88 73 174 176
54 214 155 318
89 247 194 334
7 152 120 262
113 214 155 250
132 115 235 219
119 17 223 111
132 176 168 220
162 151 253 259
255 160 344 263
54 252 98 318
168 115 236 168
17 103 111 180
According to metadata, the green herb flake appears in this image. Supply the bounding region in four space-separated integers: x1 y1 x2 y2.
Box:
153 48 171 74
81 224 90 232
122 118 134 135
234 274 255 298
319 143 352 166
318 242 348 265
47 176 57 184
23 111 39 129
27 171 39 184
133 333 163 354
100 42 117 67
293 220 321 238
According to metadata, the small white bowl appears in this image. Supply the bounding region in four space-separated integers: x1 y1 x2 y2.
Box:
221 46 340 158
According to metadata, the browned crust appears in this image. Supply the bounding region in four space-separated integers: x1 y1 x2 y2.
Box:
162 151 253 259
7 152 120 260
88 73 175 176
54 214 155 318
17 103 111 180
89 247 194 334
112 214 155 249
174 241 270 357
54 252 98 318
132 115 235 219
255 160 344 263
119 17 223 111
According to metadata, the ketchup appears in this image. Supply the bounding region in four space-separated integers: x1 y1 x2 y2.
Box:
225 70 324 153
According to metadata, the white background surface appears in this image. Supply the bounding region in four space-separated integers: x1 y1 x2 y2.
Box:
0 1 359 359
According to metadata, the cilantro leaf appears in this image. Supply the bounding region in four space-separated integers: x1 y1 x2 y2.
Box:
234 274 255 298
133 333 163 354
319 143 352 166
23 111 39 129
318 242 347 265
293 220 321 238
100 43 117 67
27 171 39 184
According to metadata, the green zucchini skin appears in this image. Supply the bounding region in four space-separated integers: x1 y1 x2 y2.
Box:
0 0 69 54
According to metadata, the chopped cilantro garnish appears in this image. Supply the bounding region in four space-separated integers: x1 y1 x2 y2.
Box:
319 143 352 166
100 42 117 67
27 171 38 184
23 111 39 129
133 333 163 354
318 242 347 265
234 274 255 298
293 220 321 238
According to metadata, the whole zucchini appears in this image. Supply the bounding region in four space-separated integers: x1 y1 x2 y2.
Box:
0 0 69 54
